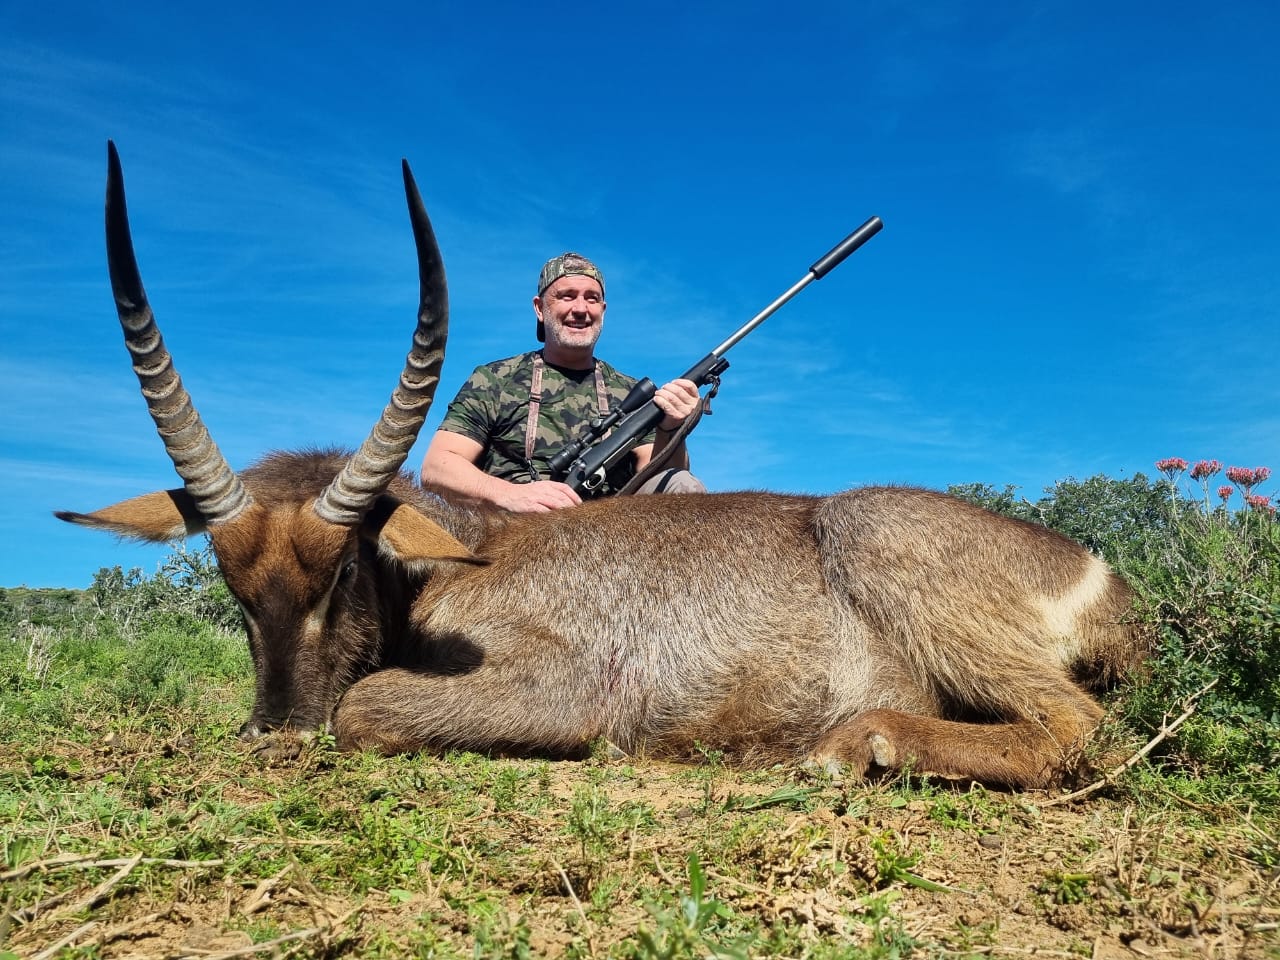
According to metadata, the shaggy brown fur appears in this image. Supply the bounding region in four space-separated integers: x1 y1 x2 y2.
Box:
65 448 1144 788
331 483 1145 789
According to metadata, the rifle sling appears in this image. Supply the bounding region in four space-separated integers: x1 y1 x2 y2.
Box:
525 351 610 480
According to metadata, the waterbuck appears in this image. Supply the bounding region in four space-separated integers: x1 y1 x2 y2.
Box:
61 144 1145 789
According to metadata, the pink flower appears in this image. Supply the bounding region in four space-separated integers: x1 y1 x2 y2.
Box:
1190 459 1222 481
1226 466 1272 497
1155 457 1188 480
1246 494 1276 517
1226 466 1252 485
1217 485 1234 503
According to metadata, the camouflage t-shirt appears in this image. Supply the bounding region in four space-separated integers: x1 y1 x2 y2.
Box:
438 351 656 496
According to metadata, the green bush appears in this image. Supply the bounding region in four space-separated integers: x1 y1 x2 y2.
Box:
89 540 243 634
1 541 250 731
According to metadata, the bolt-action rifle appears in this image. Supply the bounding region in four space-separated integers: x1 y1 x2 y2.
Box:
546 216 883 495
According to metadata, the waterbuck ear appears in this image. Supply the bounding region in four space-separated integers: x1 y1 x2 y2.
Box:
54 489 207 542
367 501 484 566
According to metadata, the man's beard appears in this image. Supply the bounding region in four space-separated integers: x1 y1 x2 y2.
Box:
546 318 601 352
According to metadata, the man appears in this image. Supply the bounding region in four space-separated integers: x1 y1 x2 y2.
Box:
421 252 705 512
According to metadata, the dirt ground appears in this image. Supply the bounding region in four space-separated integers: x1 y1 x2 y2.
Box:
7 743 1278 960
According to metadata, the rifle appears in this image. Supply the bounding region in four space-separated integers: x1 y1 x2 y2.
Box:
547 216 883 494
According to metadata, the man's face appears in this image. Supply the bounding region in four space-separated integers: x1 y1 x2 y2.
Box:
535 275 606 353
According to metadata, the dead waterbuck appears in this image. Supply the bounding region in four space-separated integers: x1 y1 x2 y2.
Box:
62 144 1145 788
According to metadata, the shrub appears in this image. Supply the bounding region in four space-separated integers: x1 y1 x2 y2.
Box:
1 541 250 729
90 540 243 635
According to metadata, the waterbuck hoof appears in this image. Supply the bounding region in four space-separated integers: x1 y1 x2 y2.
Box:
869 734 896 768
799 756 852 784
249 730 309 762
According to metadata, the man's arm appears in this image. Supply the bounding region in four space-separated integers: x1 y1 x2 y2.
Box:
633 378 700 471
421 430 582 512
632 433 688 472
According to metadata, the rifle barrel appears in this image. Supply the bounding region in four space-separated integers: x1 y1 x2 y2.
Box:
711 216 882 358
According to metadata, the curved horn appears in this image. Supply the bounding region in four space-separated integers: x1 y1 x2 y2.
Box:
105 140 251 525
313 160 447 526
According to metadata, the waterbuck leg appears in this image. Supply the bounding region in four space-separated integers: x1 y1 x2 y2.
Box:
331 666 601 758
812 686 1104 790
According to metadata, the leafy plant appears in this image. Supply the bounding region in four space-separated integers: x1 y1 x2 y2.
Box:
631 853 748 960
1039 869 1092 905
89 539 243 635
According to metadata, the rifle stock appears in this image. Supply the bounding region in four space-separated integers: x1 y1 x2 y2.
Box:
549 217 882 494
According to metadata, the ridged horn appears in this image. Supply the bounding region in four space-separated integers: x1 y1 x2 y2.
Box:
105 140 251 525
313 160 447 526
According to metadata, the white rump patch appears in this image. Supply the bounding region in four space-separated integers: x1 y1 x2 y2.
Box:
1039 558 1111 661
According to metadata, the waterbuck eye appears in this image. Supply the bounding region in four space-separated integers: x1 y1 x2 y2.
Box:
339 556 359 583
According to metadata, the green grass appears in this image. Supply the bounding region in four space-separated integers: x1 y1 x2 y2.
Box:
2 687 1275 956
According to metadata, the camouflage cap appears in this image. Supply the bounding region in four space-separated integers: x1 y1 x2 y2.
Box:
537 252 605 298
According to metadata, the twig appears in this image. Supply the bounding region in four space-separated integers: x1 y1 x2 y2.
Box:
225 835 342 848
704 866 773 897
182 904 362 960
551 858 596 958
651 851 678 886
282 905 362 960
20 854 147 927
88 909 173 948
938 948 1089 958
29 920 96 960
180 925 323 958
553 859 588 922
11 851 206 925
1042 678 1218 807
12 887 78 923
66 852 144 914
240 866 291 915
0 852 90 881
1 854 224 882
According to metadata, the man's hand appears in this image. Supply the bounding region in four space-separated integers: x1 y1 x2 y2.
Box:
654 378 701 431
423 431 584 512
495 480 583 513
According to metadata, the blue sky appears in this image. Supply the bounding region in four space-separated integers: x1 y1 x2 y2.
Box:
3 2 1277 588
